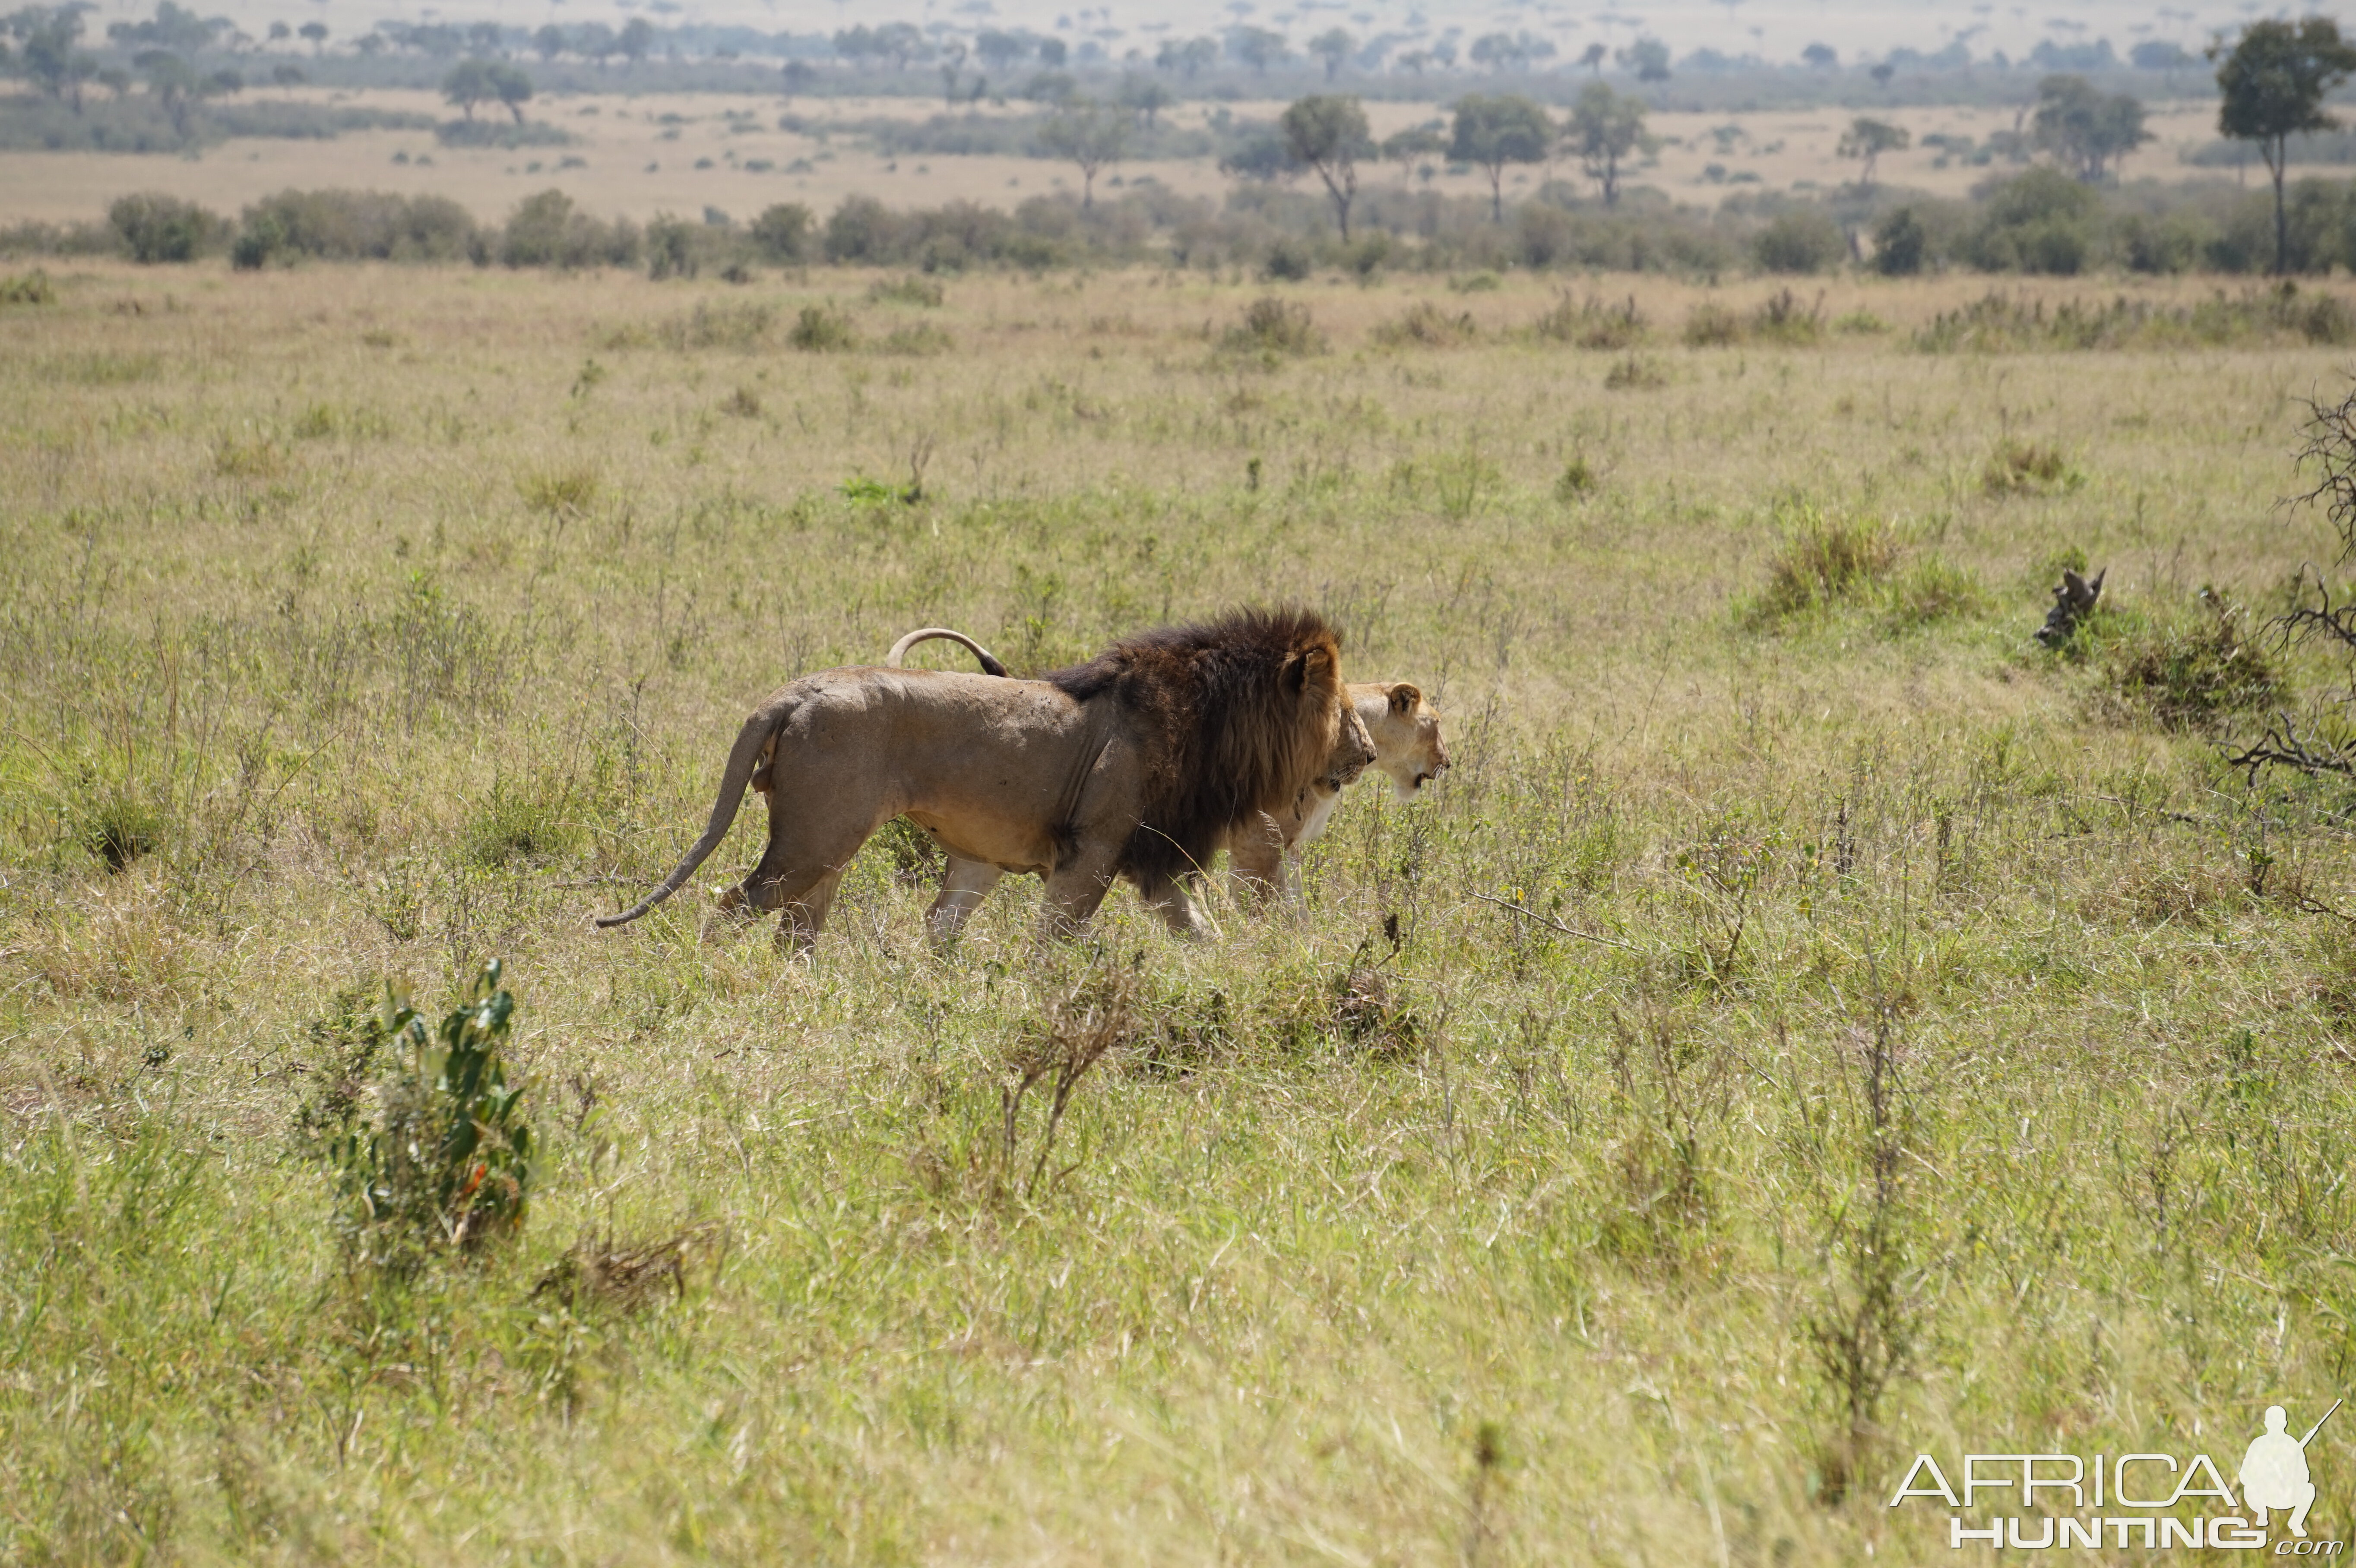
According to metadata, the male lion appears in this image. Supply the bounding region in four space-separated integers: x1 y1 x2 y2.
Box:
598 608 1375 947
888 628 1446 936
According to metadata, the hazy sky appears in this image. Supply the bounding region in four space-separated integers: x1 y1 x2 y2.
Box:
100 0 2242 66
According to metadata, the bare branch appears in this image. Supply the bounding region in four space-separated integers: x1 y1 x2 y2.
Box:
1470 891 1641 950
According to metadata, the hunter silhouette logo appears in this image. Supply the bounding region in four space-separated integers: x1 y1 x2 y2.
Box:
1888 1397 2344 1552
2242 1400 2338 1540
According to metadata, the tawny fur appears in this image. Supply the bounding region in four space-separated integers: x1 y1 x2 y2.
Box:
886 625 1442 939
598 607 1371 947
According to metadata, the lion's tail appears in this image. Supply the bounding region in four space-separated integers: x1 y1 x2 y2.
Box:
886 627 1007 678
596 695 793 929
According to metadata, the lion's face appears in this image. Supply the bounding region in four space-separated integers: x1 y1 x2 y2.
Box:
1355 683 1448 803
1325 700 1378 790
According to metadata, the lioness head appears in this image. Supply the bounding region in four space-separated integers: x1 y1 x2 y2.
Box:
1325 699 1378 790
1355 682 1448 803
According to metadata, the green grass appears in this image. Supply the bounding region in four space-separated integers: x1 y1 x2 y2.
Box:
4 261 2356 1563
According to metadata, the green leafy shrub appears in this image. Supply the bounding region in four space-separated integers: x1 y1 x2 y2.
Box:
749 201 813 262
233 189 479 269
1957 168 2100 275
789 303 858 351
329 962 535 1268
1872 206 1927 275
1260 237 1314 281
1752 209 1846 275
109 193 224 263
496 188 640 269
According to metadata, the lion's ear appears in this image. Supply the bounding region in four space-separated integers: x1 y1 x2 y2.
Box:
1301 643 1335 688
1388 682 1421 715
1281 650 1307 693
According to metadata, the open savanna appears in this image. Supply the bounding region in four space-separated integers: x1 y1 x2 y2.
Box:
7 257 2356 1565
0 86 2233 227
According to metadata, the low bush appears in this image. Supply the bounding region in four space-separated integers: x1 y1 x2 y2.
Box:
110 193 225 264
1222 297 1323 357
1373 300 1477 347
326 962 535 1269
1753 208 1846 275
497 189 640 270
1881 557 1986 631
0 268 54 304
233 188 479 268
1682 302 1744 347
1534 292 1646 349
1753 503 1898 620
1750 287 1824 345
789 303 858 351
2097 598 2281 730
1260 237 1315 281
749 202 814 263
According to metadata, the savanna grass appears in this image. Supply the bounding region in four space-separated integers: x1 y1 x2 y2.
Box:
3 260 2356 1565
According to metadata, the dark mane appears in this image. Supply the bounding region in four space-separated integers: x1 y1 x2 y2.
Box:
1046 606 1345 885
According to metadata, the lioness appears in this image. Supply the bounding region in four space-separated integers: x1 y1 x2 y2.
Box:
888 628 1447 936
598 608 1376 947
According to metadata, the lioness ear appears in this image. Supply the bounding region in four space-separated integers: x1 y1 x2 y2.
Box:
1388 682 1421 715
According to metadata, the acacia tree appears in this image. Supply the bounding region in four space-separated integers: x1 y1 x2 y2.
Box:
442 58 495 120
2211 19 2356 274
618 16 656 66
1836 116 1910 189
1308 27 1353 81
488 62 533 123
1566 82 1645 207
1450 92 1553 221
1380 122 1446 184
1037 97 1127 209
1618 35 1670 82
2030 74 2150 181
1229 26 1288 75
1281 93 1372 238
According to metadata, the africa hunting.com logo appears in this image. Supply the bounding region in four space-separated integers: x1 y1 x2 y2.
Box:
1887 1400 2343 1552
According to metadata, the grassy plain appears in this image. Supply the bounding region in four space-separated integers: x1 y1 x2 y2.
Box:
5 258 2356 1564
0 86 2228 226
